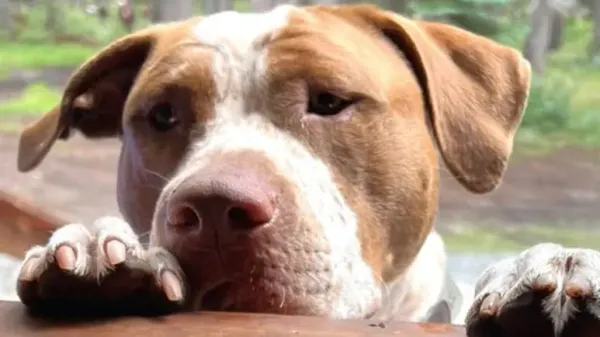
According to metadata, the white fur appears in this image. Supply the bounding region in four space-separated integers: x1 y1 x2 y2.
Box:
372 231 447 322
19 217 147 282
370 230 472 324
472 243 600 334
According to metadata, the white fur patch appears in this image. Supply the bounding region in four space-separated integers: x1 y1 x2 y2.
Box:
372 231 449 322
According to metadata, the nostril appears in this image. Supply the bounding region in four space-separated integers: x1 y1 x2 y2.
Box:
228 207 251 227
169 204 201 230
227 201 273 231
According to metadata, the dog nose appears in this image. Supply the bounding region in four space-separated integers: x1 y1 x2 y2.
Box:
167 171 276 234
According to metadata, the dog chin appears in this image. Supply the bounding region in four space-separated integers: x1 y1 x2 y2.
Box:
189 278 381 319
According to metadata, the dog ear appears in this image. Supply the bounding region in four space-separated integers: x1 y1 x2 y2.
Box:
16 28 158 173
337 5 531 193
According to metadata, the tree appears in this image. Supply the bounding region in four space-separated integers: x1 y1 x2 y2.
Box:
250 0 304 11
376 0 411 14
523 0 556 74
154 0 194 22
548 11 565 52
44 0 60 33
0 0 12 39
589 0 600 63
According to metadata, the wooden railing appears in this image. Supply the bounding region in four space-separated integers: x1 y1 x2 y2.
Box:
0 301 466 337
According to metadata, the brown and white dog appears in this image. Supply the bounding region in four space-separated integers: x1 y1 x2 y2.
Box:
14 4 600 337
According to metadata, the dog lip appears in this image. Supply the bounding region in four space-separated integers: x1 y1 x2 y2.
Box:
199 280 234 311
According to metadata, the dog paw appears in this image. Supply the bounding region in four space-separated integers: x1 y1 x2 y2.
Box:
466 243 600 337
16 216 186 317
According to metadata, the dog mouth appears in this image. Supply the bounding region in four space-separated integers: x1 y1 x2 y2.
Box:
199 280 235 311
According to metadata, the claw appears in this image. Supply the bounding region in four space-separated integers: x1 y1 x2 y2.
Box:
18 257 40 281
565 276 592 299
479 293 500 317
161 270 183 302
56 245 76 271
105 240 127 265
532 273 557 294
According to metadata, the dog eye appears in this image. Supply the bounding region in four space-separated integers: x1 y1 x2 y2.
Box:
148 103 178 132
307 92 352 116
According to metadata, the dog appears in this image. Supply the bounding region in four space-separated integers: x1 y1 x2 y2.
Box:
13 4 599 337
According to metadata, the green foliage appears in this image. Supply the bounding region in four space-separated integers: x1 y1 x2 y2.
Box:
0 42 96 73
411 0 521 37
0 83 61 116
520 74 574 133
10 3 151 45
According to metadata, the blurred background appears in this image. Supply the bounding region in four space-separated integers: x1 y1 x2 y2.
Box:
0 0 600 291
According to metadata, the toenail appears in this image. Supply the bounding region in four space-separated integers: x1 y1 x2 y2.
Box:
56 245 76 271
105 240 127 265
18 257 40 281
532 273 557 294
480 293 500 317
566 277 592 299
161 270 183 301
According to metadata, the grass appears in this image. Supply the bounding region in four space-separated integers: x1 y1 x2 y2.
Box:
0 42 97 75
0 83 61 116
441 222 600 253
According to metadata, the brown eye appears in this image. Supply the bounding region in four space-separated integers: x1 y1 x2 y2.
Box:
307 92 352 116
148 103 178 132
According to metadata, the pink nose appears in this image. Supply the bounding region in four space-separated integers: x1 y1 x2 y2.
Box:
166 171 276 235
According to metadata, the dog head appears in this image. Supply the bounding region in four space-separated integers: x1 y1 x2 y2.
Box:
17 5 530 319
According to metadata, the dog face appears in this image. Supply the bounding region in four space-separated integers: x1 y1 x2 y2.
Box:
17 5 530 319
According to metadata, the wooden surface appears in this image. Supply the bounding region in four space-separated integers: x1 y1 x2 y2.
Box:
0 301 466 337
0 190 63 258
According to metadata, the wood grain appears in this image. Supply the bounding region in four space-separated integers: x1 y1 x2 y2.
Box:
0 301 466 337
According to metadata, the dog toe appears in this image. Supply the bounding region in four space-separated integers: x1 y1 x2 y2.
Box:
16 219 186 316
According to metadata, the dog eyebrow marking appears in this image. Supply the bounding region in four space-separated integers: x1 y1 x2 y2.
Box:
193 5 294 55
192 5 296 103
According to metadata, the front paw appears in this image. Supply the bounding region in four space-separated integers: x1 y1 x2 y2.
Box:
17 216 186 317
466 243 600 337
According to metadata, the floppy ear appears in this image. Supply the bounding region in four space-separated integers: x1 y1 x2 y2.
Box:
338 5 531 193
16 29 157 173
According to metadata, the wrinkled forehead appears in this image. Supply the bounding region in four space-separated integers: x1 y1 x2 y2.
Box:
148 5 396 97
192 5 295 54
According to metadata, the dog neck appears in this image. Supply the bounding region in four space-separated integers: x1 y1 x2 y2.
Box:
371 231 472 325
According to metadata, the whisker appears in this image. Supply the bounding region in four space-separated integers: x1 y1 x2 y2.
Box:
142 168 169 182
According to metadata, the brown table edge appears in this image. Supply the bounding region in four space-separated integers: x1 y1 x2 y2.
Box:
0 190 65 258
0 301 466 336
0 189 66 230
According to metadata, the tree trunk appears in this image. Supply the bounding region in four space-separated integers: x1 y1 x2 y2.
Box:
589 0 600 62
202 0 219 14
0 0 12 39
96 0 109 21
44 0 60 33
523 0 555 74
548 11 565 52
219 0 233 11
250 0 315 11
377 0 411 14
155 0 195 22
